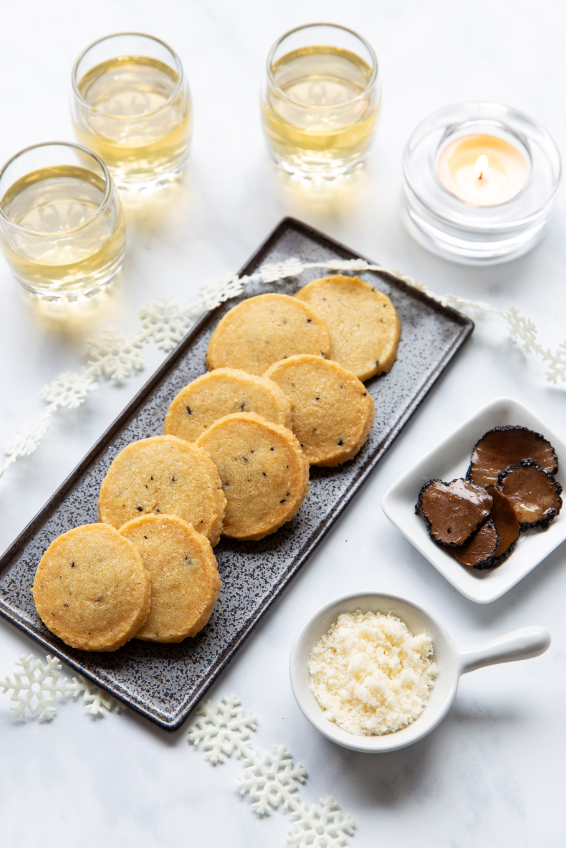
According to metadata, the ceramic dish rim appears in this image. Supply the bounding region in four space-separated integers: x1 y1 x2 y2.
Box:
380 396 566 604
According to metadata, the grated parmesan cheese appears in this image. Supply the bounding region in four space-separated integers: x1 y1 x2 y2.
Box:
308 610 437 736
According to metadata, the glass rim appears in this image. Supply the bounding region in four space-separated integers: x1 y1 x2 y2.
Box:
0 141 114 237
71 31 184 120
266 22 378 110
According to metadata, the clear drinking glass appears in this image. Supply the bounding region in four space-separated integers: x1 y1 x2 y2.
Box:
261 23 381 182
0 142 125 300
71 33 192 193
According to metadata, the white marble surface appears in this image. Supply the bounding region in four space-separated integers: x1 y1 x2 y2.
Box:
0 1 565 845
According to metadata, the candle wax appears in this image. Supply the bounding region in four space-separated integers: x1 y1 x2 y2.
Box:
437 133 528 206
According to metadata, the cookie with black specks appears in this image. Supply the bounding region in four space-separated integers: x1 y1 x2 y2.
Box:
264 355 375 466
164 367 292 442
205 293 330 375
32 523 150 652
295 274 401 380
196 412 309 541
98 435 226 546
120 514 221 643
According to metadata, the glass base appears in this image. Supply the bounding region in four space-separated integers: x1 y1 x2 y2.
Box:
402 202 548 266
111 158 188 195
274 156 364 184
14 252 124 302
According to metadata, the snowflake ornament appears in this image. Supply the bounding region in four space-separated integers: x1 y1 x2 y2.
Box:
188 694 258 764
189 695 356 846
73 674 125 716
323 258 369 273
140 294 193 352
3 410 52 460
0 655 78 721
0 654 124 721
87 328 145 381
200 272 246 309
542 340 566 384
40 371 98 409
287 797 356 848
236 745 307 816
258 258 303 283
505 306 540 354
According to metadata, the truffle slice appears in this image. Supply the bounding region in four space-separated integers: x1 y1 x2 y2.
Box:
485 485 520 563
453 518 500 569
467 426 558 487
497 460 563 530
416 478 493 547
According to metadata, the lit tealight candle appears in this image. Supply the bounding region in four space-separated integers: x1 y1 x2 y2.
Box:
437 134 528 206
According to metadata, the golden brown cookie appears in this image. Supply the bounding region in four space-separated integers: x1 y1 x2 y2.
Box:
119 514 221 643
98 435 226 546
295 275 401 380
205 293 331 376
164 368 292 442
32 523 150 652
264 355 375 466
196 412 309 541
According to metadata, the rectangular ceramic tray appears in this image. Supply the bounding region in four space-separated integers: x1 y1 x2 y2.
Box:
0 217 473 730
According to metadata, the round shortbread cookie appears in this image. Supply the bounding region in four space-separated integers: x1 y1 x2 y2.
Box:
205 293 331 376
98 436 226 546
196 412 310 541
32 523 150 652
264 355 375 466
295 275 401 381
120 514 221 643
164 368 292 442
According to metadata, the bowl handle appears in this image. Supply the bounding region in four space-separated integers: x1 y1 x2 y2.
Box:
456 626 551 674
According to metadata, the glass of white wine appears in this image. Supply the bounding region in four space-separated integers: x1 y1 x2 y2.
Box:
0 142 125 300
261 23 381 182
71 33 192 193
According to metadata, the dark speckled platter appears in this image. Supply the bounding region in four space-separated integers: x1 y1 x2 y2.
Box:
0 218 473 731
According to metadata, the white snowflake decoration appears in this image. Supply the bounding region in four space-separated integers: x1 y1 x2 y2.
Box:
258 257 304 283
0 654 79 721
200 272 245 308
73 674 125 716
40 371 98 409
188 694 258 763
188 695 355 846
140 294 193 352
506 306 540 354
543 340 566 384
3 410 52 460
287 797 356 848
236 745 307 815
86 328 145 381
2 255 564 483
0 654 123 721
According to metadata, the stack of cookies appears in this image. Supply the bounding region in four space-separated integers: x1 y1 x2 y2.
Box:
32 275 401 653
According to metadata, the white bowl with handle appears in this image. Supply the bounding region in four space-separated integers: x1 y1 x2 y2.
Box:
289 591 551 752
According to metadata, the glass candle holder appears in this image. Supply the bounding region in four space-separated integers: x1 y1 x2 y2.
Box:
261 23 380 183
0 142 125 301
71 33 192 194
403 103 562 265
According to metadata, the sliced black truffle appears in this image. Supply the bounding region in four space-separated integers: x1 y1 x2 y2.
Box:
484 485 520 565
467 426 557 487
416 478 493 547
453 518 500 569
497 460 563 530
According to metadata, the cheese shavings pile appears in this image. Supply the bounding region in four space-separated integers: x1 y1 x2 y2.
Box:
308 610 437 736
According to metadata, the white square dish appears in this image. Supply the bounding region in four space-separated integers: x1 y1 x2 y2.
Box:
381 397 566 603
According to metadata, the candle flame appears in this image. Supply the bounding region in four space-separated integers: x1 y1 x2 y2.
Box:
475 154 489 181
